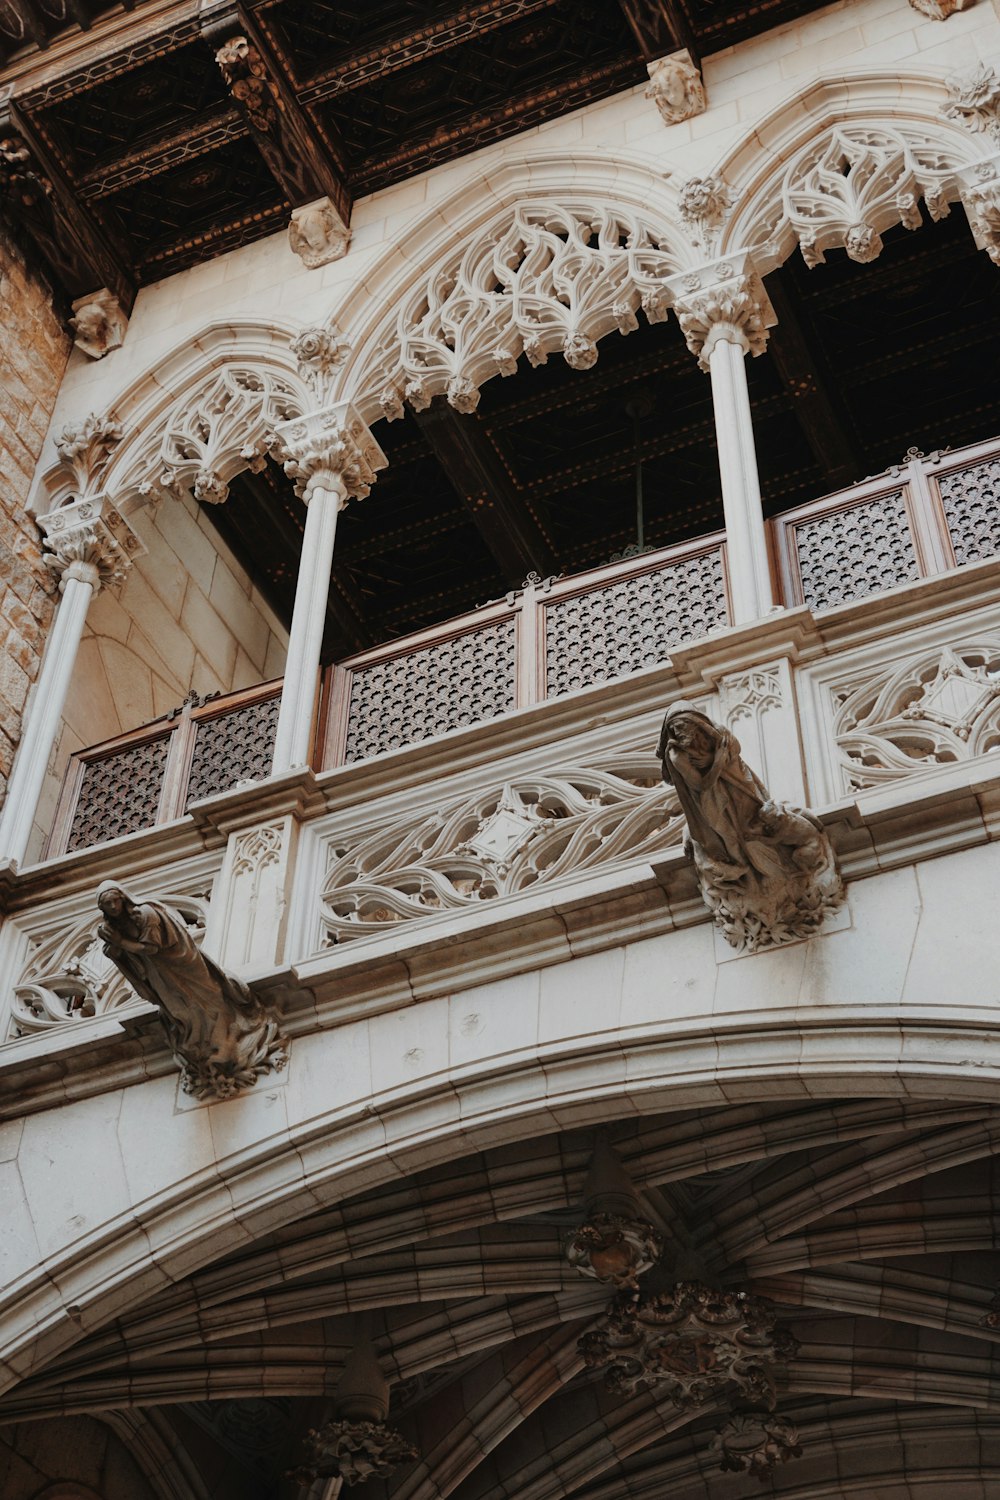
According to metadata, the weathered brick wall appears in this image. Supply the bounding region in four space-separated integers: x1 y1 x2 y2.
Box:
0 228 71 797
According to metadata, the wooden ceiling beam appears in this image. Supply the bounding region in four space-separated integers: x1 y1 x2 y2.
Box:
0 0 47 53
77 108 246 201
415 403 558 586
764 274 863 491
0 101 135 310
201 5 350 225
618 0 699 66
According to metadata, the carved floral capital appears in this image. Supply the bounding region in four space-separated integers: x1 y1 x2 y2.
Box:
38 494 145 593
957 155 1000 265
274 402 387 503
667 256 775 370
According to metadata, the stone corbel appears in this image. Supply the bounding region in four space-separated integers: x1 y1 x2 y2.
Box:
666 252 776 371
956 154 1000 265
645 49 707 126
37 493 146 593
273 401 387 503
908 0 969 16
69 288 128 360
289 195 351 268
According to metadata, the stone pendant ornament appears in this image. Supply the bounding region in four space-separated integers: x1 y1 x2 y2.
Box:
712 1410 803 1481
566 1137 664 1290
657 700 844 952
294 1333 418 1487
578 1282 797 1410
96 882 288 1100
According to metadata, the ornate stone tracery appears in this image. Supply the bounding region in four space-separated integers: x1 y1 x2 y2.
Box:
318 768 684 946
358 201 682 419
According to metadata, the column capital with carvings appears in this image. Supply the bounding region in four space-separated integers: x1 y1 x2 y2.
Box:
666 252 776 372
37 493 146 593
273 402 388 504
956 153 1000 267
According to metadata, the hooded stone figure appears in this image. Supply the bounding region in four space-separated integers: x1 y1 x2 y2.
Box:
656 700 771 879
96 881 286 1098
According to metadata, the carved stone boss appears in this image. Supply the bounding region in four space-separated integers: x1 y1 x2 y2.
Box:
657 700 844 952
295 1334 417 1487
97 882 288 1101
566 1138 664 1292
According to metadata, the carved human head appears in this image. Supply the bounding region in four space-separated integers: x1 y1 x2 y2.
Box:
657 701 718 760
96 880 139 921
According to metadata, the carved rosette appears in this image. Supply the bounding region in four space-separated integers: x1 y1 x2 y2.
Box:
273 401 387 503
667 256 775 371
38 494 145 593
943 63 1000 144
646 50 707 126
289 195 351 268
298 1419 418 1487
291 324 350 404
69 289 128 361
566 1212 664 1291
678 175 732 256
579 1284 796 1409
712 1412 803 1479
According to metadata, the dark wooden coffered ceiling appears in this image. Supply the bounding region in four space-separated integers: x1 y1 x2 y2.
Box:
0 0 834 302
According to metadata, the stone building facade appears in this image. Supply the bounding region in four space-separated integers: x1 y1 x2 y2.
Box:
3 1 1000 1496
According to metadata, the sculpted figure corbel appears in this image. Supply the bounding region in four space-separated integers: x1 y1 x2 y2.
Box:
657 702 843 952
97 882 288 1100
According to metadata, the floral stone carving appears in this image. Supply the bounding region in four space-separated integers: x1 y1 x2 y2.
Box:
579 1283 796 1409
712 1411 803 1480
298 1420 417 1487
943 64 1000 144
657 701 843 952
97 882 288 1100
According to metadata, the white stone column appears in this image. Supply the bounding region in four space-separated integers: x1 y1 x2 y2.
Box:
669 255 778 625
271 402 387 773
0 495 144 867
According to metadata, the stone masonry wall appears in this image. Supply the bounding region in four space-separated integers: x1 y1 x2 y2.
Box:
0 227 70 800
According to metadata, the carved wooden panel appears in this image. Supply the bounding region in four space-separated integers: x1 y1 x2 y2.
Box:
67 734 171 852
937 457 1000 568
186 693 282 806
544 548 728 697
791 493 919 611
343 620 518 762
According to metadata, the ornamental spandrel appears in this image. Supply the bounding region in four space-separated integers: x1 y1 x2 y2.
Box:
578 1283 797 1409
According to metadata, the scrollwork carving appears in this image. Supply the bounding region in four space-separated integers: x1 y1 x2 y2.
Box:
360 201 681 418
319 768 684 947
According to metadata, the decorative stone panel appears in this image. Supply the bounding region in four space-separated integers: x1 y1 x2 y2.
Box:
937 456 1000 567
544 550 727 697
343 620 517 763
791 494 919 610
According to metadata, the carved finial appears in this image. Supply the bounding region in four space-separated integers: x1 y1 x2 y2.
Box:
446 373 480 413
678 175 732 255
656 699 843 950
292 325 350 405
645 50 707 126
943 63 1000 143
55 413 123 494
289 196 351 268
97 881 288 1100
69 289 128 361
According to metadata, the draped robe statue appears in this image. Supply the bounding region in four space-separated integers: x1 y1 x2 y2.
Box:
657 702 843 951
97 882 288 1099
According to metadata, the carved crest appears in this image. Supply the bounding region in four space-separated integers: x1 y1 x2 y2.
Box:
833 642 1000 791
318 767 683 945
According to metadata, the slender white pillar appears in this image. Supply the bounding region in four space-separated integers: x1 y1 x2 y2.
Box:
271 479 345 771
669 254 778 626
271 401 387 775
0 488 143 869
706 331 774 624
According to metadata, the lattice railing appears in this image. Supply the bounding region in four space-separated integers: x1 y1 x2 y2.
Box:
49 681 283 857
321 536 730 766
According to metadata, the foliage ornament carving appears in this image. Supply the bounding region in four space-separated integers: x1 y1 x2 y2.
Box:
745 125 955 271
956 155 1000 265
97 882 288 1100
657 701 843 951
666 255 774 371
712 1411 803 1479
273 401 387 503
54 413 123 494
645 50 707 126
149 366 303 508
318 768 683 946
215 36 279 133
361 202 681 419
69 289 128 361
292 325 350 404
294 1335 417 1488
37 493 145 592
578 1284 797 1408
943 64 1000 144
289 195 351 268
832 643 1000 791
678 176 732 257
